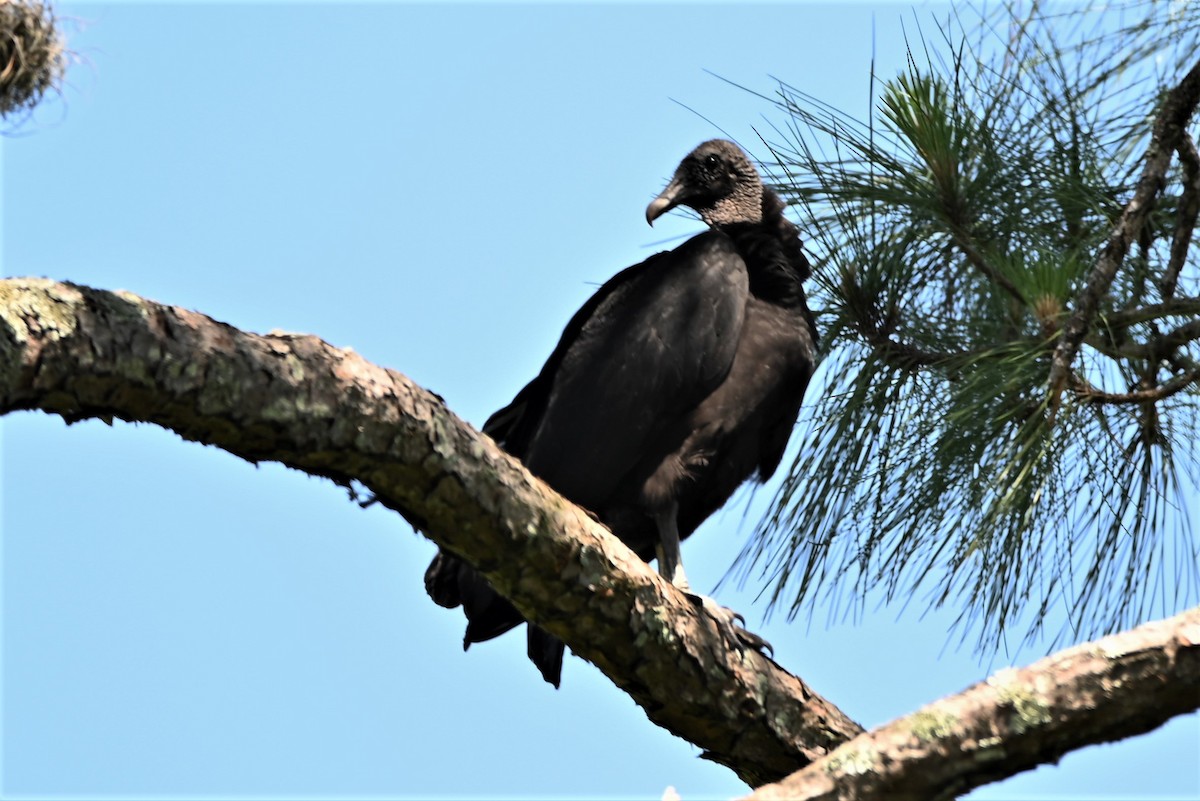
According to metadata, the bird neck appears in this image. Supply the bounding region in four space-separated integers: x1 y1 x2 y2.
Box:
717 188 813 315
699 180 764 226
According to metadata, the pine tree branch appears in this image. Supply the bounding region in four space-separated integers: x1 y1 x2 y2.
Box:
0 277 863 787
1100 297 1200 329
1111 319 1200 363
1085 316 1200 370
946 219 1026 304
1072 368 1200 405
1164 134 1200 300
856 320 969 370
842 273 978 370
1048 58 1200 408
745 605 1200 801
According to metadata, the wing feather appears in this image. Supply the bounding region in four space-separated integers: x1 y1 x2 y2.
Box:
521 230 749 508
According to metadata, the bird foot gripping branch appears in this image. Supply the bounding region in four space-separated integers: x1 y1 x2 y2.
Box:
687 593 775 658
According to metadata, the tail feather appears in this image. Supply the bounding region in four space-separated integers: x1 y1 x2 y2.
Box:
426 548 565 687
461 580 523 646
425 547 529 646
527 625 565 688
424 550 463 608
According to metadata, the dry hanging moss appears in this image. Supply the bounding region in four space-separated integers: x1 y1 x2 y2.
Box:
0 0 66 118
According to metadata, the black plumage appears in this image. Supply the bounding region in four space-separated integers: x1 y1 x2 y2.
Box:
425 140 818 687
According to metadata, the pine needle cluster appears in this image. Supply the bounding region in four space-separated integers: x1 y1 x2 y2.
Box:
737 1 1200 652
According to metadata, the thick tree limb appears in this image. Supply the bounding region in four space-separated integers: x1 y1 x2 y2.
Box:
7 277 1196 797
745 605 1200 801
0 277 862 787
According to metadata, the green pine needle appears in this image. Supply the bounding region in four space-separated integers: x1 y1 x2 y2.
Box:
732 0 1200 654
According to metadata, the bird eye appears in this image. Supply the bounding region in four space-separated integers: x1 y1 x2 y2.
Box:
704 154 722 169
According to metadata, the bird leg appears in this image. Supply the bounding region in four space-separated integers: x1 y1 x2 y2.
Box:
653 504 772 657
654 501 691 590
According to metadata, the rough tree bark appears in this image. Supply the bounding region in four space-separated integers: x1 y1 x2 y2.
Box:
0 277 861 787
746 606 1200 801
2 277 1196 796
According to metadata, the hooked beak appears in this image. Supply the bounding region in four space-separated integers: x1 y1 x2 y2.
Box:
646 174 686 226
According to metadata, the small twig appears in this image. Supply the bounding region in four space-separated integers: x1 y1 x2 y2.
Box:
1072 368 1200 405
1138 319 1200 361
1101 297 1200 328
1163 134 1200 300
1089 319 1200 363
849 295 972 371
1047 58 1200 411
843 270 976 371
339 479 379 509
861 327 966 370
946 219 1027 304
1168 352 1200 375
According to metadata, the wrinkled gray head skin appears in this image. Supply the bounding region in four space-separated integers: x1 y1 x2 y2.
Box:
646 139 764 227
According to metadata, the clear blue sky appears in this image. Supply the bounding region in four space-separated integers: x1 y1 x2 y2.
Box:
2 2 1197 799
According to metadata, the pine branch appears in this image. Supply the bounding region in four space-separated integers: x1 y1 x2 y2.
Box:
1101 297 1200 328
1048 58 1200 408
747 4 1200 658
1110 319 1200 363
1073 368 1200 405
945 218 1025 304
0 277 863 787
1164 133 1200 301
848 282 972 370
746 605 1200 801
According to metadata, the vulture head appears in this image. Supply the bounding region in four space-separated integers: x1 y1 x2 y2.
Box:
646 139 764 228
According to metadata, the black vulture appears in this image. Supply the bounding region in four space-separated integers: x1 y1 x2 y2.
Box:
425 139 818 687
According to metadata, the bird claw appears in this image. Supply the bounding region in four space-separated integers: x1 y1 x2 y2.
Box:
686 592 773 658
